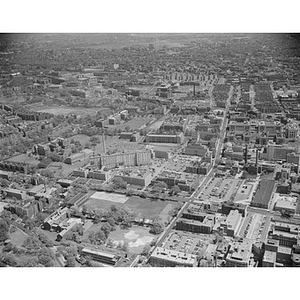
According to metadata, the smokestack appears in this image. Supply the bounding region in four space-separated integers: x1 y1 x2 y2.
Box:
102 132 106 154
197 132 200 143
193 84 196 98
244 144 248 165
255 149 259 167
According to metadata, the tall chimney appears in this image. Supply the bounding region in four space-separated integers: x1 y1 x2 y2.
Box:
255 148 259 167
102 132 106 154
197 132 200 143
244 144 248 165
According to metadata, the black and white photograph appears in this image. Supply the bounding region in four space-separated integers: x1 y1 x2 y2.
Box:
0 1 299 300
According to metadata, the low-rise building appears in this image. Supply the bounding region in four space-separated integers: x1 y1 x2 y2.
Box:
185 142 209 157
226 240 255 267
65 149 93 165
56 218 82 241
114 168 153 187
176 215 215 234
81 248 120 266
219 210 243 237
273 193 298 215
42 207 69 231
67 192 89 208
5 188 26 200
250 180 276 210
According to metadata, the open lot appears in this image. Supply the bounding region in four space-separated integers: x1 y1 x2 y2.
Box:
198 178 243 203
85 194 176 223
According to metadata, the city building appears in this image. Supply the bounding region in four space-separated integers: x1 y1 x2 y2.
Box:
5 188 26 200
185 142 209 157
176 214 215 234
226 240 255 267
250 180 276 210
99 150 152 169
56 218 82 241
273 193 298 215
114 168 153 187
67 192 89 208
81 248 120 266
269 221 300 248
219 210 243 237
149 247 198 267
65 149 93 165
42 207 70 232
146 133 184 144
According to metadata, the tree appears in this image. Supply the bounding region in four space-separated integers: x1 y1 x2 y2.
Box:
101 223 112 238
22 236 42 252
241 170 249 179
106 239 114 248
155 181 168 190
121 242 128 252
1 253 17 267
95 230 106 244
0 178 10 188
149 221 164 235
24 257 39 267
84 142 92 149
171 185 181 195
107 217 116 227
113 177 127 189
40 168 54 179
141 244 151 256
0 218 10 242
65 255 76 267
72 224 84 236
38 248 55 267
48 152 62 162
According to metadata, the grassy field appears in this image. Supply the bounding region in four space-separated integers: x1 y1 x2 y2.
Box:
32 105 108 117
85 195 176 223
6 154 40 166
67 134 91 145
9 227 28 246
109 226 155 254
68 134 146 154
48 160 88 178
111 117 152 131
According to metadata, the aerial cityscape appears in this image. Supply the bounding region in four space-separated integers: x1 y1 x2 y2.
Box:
1 33 300 268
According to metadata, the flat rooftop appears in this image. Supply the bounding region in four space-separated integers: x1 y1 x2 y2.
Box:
151 247 197 265
263 250 276 263
251 180 276 206
161 231 212 255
